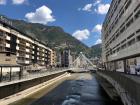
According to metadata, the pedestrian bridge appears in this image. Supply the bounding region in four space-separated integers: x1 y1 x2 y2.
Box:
70 52 97 71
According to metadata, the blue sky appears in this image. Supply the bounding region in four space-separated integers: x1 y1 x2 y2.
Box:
0 0 111 47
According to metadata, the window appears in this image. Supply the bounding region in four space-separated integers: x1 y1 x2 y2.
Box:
119 9 124 18
112 36 115 41
112 22 115 29
126 18 133 27
134 4 140 12
114 50 117 53
125 0 131 10
114 5 117 12
6 52 10 56
128 39 135 46
109 29 111 33
136 29 140 34
121 39 126 44
135 10 140 19
117 47 120 52
120 26 125 33
116 31 119 38
110 12 113 19
121 44 126 49
126 13 133 22
137 35 140 41
116 43 120 47
127 33 135 39
118 0 121 4
115 18 118 25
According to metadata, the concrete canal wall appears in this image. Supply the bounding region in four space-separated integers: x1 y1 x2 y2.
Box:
97 71 140 105
0 71 66 99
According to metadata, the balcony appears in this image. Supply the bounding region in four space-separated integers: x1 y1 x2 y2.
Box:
16 46 19 50
26 43 30 47
25 49 30 52
25 54 30 58
25 60 30 64
6 35 10 40
16 39 19 44
5 43 10 48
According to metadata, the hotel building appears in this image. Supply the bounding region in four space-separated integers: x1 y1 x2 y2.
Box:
0 16 52 68
102 0 140 73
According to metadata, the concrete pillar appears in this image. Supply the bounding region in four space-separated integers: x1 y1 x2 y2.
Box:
114 61 116 71
0 67 2 82
123 59 127 73
10 67 12 81
19 66 22 80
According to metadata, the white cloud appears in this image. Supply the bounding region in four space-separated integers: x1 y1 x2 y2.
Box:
0 0 6 5
95 4 110 14
12 0 27 4
72 29 90 41
78 0 110 15
82 4 93 12
95 39 102 44
92 24 102 33
25 5 55 25
93 0 101 6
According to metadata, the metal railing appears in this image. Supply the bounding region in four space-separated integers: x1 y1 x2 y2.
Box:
0 67 69 84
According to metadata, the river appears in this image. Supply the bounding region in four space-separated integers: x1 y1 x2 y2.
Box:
30 73 123 105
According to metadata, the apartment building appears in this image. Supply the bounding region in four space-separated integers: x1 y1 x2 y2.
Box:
0 16 52 68
60 49 71 67
50 49 57 66
102 0 140 73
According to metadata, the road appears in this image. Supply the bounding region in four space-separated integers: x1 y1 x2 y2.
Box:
28 73 123 105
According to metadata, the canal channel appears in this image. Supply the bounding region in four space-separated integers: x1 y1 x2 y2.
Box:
11 73 123 105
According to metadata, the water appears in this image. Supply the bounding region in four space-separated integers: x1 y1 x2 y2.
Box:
30 73 123 105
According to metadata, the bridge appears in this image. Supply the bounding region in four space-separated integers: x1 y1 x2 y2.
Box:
70 52 97 72
0 53 140 105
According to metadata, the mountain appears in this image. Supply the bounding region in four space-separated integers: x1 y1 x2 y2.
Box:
0 15 102 58
10 19 89 55
90 44 102 58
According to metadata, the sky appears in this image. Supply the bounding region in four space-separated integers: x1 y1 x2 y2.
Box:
0 0 111 47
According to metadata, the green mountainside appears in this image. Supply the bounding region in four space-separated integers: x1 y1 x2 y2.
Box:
89 44 102 58
0 15 102 58
11 20 90 56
